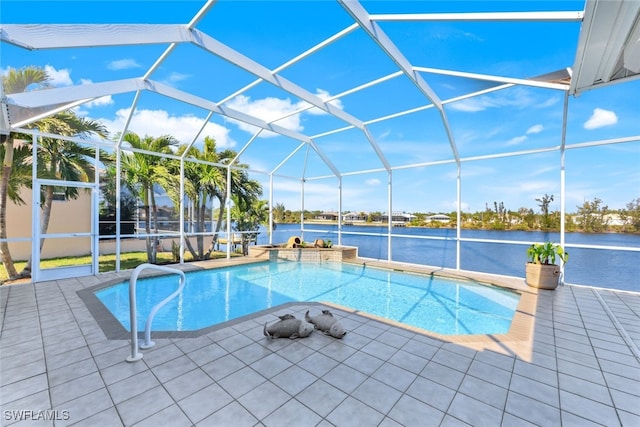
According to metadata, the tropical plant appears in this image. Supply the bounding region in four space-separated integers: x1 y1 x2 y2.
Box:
231 196 268 255
210 148 261 249
1 66 51 279
621 197 640 232
536 194 554 229
121 132 177 263
526 242 568 265
159 137 226 260
19 113 108 276
98 163 137 237
0 142 33 279
273 202 286 223
575 197 608 232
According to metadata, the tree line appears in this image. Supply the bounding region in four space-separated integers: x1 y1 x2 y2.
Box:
271 194 640 233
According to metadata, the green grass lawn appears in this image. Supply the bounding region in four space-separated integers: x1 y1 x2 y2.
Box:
1 251 235 282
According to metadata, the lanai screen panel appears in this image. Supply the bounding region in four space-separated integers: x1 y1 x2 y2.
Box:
2 0 639 277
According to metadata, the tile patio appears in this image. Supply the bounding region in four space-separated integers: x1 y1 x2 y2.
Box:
1 259 639 426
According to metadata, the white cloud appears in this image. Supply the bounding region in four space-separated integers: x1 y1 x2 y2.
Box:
447 97 493 112
226 95 303 135
536 96 560 109
377 129 392 140
584 108 618 130
365 178 381 186
526 124 543 134
224 89 343 137
44 65 73 86
102 108 236 148
161 72 191 86
447 87 548 113
305 88 344 115
506 135 527 146
107 59 141 70
504 124 544 146
83 96 114 109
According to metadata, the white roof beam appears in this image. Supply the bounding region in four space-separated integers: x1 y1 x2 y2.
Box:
4 75 342 176
339 0 461 164
116 90 141 148
311 125 356 139
271 142 307 175
187 0 218 28
312 82 514 139
5 78 307 142
0 24 191 49
154 82 346 176
180 111 215 159
5 78 146 107
266 71 404 126
144 1 218 81
371 11 584 22
9 98 95 128
312 80 514 141
190 28 392 171
189 29 360 127
338 1 442 108
219 24 359 105
148 81 313 143
143 44 179 80
230 130 263 165
330 71 404 100
413 67 570 91
276 71 401 122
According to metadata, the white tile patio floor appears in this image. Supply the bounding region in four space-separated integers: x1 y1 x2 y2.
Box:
1 260 639 426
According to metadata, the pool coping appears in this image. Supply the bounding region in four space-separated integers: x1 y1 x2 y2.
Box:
78 257 541 360
342 259 540 359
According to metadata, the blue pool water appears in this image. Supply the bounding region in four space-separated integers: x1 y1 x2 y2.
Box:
95 261 520 335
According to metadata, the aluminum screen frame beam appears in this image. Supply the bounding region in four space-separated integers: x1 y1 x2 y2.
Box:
338 0 461 166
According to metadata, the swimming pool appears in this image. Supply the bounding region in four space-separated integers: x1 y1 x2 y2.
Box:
95 261 520 335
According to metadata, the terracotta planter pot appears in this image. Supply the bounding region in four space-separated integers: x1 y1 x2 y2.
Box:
525 263 560 290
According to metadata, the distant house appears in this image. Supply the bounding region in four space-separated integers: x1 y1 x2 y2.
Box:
381 212 416 224
343 212 367 223
428 214 451 223
569 213 629 227
314 212 339 221
603 213 628 226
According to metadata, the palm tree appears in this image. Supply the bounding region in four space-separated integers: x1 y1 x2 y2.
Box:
159 137 226 260
212 152 263 241
1 67 50 279
121 132 176 263
0 142 33 279
273 202 286 223
231 196 268 255
20 112 108 277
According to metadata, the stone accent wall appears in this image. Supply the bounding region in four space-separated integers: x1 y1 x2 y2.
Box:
248 245 357 262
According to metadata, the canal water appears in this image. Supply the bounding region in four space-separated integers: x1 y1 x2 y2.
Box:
259 223 640 292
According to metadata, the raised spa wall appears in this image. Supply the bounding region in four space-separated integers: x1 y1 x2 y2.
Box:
248 243 358 262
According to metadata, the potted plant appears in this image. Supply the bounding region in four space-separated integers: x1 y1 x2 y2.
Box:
525 242 569 290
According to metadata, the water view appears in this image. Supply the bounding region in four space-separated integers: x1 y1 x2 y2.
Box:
259 224 640 293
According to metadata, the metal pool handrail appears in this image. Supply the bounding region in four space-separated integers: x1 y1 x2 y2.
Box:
126 263 186 363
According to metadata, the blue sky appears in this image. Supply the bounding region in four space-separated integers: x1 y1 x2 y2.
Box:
2 0 639 214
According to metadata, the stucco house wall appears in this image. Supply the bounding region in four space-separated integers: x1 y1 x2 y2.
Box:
6 189 93 260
